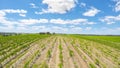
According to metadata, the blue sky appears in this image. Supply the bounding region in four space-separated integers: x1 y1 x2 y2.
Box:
0 0 120 35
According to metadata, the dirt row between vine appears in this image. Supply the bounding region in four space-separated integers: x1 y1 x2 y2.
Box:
64 37 89 68
31 37 57 67
48 37 60 68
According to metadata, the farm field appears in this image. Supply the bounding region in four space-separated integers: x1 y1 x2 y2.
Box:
0 34 120 68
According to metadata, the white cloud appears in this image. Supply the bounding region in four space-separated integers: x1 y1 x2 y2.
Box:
0 25 14 30
50 18 95 25
19 19 48 25
36 0 77 14
0 14 95 28
0 11 19 26
38 19 49 23
69 25 76 28
19 14 26 17
83 7 100 17
0 11 6 22
113 0 120 12
100 15 120 24
80 2 86 7
0 11 6 17
69 26 83 34
0 11 48 28
20 19 39 25
1 9 27 14
30 3 38 8
85 27 92 30
85 22 95 25
52 26 68 31
16 26 27 30
50 26 82 33
31 26 46 30
0 9 27 17
50 19 69 24
71 27 82 30
94 27 120 35
0 9 96 33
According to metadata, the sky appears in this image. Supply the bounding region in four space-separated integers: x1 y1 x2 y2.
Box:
0 0 120 35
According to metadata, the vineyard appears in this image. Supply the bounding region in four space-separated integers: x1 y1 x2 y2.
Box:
0 34 120 68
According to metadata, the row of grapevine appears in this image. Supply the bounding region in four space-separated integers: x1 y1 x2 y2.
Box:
0 34 50 67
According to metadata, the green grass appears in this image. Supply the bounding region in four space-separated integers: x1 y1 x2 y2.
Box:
69 50 74 57
58 63 63 68
95 59 99 66
71 35 120 50
89 63 96 68
47 50 51 58
40 61 48 68
59 44 63 50
59 40 63 62
58 44 63 68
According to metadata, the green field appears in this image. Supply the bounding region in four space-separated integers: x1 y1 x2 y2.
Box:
0 34 120 68
71 35 120 50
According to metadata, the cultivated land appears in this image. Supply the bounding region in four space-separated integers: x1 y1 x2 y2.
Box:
0 34 120 68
